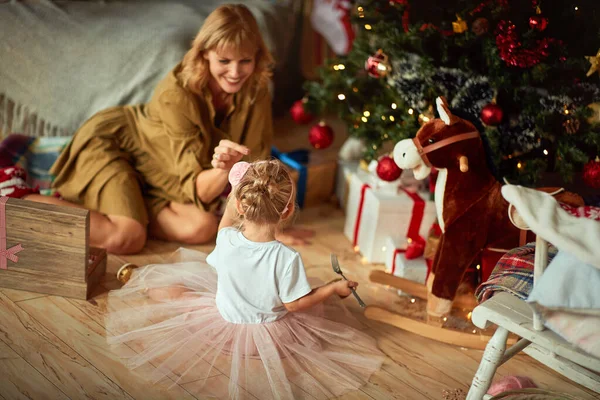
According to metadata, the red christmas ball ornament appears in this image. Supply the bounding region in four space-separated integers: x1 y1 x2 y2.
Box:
290 99 313 124
583 156 600 189
376 155 402 182
308 121 334 149
529 15 549 31
480 103 504 126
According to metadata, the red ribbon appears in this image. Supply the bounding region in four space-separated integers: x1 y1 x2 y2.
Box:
352 184 371 247
399 188 425 244
391 248 407 275
352 183 427 269
0 197 24 270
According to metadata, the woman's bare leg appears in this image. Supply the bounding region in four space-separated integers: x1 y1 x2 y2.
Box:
24 194 146 254
149 202 218 244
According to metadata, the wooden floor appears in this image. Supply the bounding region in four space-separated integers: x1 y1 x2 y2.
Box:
1 204 598 400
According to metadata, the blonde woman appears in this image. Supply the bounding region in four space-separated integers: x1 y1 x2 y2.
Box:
25 4 277 254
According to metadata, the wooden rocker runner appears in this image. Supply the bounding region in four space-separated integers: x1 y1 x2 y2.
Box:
366 270 511 350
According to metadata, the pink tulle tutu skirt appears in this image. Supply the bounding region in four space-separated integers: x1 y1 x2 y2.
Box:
106 249 385 399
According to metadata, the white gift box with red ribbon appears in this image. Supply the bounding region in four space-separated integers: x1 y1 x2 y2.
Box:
335 161 359 212
384 236 429 292
343 169 437 264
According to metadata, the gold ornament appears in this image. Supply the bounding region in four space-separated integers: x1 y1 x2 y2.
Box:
359 159 370 171
418 105 435 126
585 49 600 77
587 102 600 124
452 15 467 34
563 118 580 135
116 263 140 284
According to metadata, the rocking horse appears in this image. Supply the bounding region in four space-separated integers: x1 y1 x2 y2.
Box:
365 96 582 349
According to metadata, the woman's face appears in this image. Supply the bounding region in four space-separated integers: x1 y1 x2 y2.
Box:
205 47 256 94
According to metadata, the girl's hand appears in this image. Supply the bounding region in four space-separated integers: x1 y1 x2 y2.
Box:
333 280 358 299
211 140 250 170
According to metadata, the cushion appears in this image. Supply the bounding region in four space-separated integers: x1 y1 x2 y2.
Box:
0 133 71 195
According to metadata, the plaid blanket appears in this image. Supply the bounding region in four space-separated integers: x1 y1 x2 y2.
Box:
0 133 71 195
475 243 558 303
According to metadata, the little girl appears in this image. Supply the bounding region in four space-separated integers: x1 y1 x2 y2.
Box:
106 159 385 399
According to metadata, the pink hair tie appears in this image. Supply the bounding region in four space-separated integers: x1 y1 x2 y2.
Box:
228 162 251 187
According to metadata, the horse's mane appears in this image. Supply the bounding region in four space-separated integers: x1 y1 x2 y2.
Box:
444 107 500 182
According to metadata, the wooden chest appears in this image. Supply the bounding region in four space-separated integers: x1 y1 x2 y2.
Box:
0 197 106 299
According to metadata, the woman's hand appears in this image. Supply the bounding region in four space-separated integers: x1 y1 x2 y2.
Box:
211 140 250 170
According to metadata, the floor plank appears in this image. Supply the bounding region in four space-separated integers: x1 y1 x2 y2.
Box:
17 295 196 400
67 292 223 385
0 202 597 399
359 368 430 400
0 340 69 400
367 319 482 390
460 346 600 399
375 337 466 399
182 374 259 400
0 291 131 400
1 288 47 303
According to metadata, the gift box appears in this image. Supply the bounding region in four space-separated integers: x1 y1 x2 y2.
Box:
271 117 348 209
343 169 437 263
335 161 359 211
384 236 429 289
272 147 336 208
0 197 106 299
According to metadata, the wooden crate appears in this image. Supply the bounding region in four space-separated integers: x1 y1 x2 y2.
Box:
0 197 106 299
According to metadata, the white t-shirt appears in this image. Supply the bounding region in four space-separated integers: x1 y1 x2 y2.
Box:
206 227 313 324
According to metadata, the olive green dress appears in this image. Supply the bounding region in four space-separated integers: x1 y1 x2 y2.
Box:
50 64 273 226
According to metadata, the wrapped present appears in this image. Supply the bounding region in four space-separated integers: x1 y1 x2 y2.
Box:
384 236 429 287
480 248 508 284
335 160 358 211
343 169 437 263
272 147 336 208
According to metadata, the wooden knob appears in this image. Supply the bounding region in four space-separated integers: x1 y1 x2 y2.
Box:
459 156 469 172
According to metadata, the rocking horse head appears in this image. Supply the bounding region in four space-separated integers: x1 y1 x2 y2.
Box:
393 97 484 180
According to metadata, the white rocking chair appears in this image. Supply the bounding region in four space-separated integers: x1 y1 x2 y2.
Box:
466 208 600 399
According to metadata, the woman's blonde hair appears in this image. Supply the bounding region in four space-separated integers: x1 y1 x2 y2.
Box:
234 160 296 227
179 4 274 96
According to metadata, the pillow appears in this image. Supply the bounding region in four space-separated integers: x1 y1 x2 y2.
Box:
559 203 600 221
501 185 600 269
527 251 600 315
0 133 71 195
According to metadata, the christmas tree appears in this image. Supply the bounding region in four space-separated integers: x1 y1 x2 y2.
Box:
303 0 600 186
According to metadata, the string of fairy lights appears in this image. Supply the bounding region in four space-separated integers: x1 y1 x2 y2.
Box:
315 1 600 181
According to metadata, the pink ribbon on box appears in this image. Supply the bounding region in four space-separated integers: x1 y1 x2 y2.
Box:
0 197 24 270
